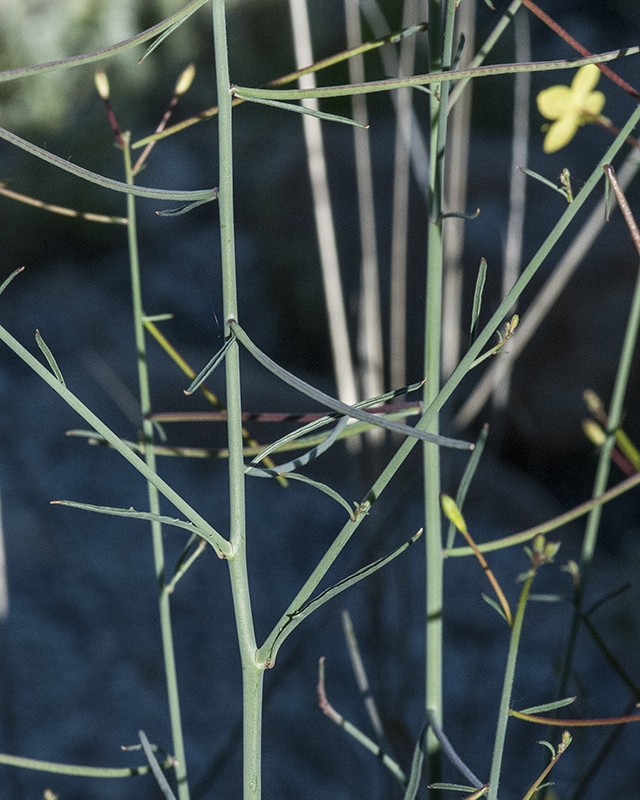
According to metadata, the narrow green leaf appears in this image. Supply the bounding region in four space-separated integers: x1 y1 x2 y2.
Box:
291 529 422 623
604 173 612 221
140 0 203 63
0 124 218 206
528 593 564 602
403 724 427 800
430 784 483 793
519 697 576 715
0 266 24 297
470 258 487 343
520 167 568 199
142 313 174 322
138 731 178 800
185 334 235 394
264 472 355 517
132 22 428 148
388 23 428 44
537 740 556 758
482 592 509 623
156 197 218 216
232 92 367 128
251 379 425 463
231 321 471 450
0 0 209 83
245 417 349 476
35 330 65 386
52 500 204 536
427 709 484 789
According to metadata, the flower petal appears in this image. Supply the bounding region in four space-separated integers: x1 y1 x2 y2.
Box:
581 90 606 118
537 85 572 120
543 115 580 153
571 64 601 101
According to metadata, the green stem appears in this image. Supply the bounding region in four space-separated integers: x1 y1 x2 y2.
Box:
487 572 534 800
210 2 262 799
424 0 457 782
122 135 190 800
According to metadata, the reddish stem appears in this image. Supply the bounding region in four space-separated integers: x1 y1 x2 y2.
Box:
520 0 640 101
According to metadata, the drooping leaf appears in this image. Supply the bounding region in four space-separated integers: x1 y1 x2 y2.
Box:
51 500 204 536
0 124 218 206
231 321 471 450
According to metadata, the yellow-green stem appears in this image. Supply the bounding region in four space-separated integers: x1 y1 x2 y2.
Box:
122 135 190 799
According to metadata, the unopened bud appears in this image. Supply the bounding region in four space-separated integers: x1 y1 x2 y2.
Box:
582 418 606 446
175 64 196 96
95 70 110 99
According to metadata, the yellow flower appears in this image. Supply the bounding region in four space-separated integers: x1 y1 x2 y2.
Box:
536 64 606 153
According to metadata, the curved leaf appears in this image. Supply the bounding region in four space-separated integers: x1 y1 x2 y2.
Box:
0 0 209 83
0 125 218 205
231 321 471 450
51 500 203 536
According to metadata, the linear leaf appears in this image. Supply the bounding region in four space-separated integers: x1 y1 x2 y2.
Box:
246 417 349 476
0 319 231 557
185 334 235 394
292 529 422 622
470 258 487 343
0 267 24 297
51 501 204 536
520 167 568 199
482 593 508 623
140 0 204 63
0 125 218 205
232 92 366 127
231 321 471 450
262 472 355 517
446 424 489 549
403 724 427 800
251 380 424 463
35 330 65 386
232 48 638 101
138 731 177 800
519 697 576 715
0 0 209 83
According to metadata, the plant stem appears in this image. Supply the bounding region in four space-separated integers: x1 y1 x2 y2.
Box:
424 0 457 782
210 2 262 798
122 135 190 800
487 572 534 800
